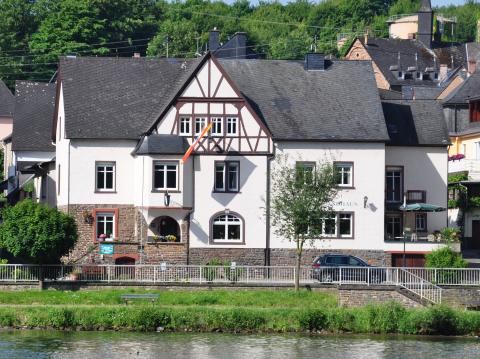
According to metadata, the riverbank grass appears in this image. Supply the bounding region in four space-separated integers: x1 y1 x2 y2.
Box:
0 290 478 336
0 289 338 308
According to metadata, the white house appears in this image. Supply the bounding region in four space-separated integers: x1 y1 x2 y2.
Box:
43 52 451 266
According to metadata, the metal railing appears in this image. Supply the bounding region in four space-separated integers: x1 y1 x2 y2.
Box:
3 264 480 303
397 268 442 304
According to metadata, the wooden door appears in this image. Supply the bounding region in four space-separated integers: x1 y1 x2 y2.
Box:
392 254 425 267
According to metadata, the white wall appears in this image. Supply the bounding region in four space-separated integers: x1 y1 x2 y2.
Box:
270 142 386 250
189 154 268 249
386 146 448 232
68 139 137 205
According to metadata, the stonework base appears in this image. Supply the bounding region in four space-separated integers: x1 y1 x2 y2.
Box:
269 248 392 267
189 248 266 265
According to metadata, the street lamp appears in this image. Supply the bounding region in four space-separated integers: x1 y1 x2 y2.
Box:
164 191 171 207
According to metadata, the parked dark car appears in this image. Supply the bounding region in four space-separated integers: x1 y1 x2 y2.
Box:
311 254 386 284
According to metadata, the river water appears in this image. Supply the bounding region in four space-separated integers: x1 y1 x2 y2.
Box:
0 331 477 359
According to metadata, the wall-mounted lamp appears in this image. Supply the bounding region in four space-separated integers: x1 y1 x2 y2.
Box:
164 191 171 207
363 196 368 208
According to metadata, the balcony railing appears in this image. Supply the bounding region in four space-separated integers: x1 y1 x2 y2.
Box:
449 159 480 179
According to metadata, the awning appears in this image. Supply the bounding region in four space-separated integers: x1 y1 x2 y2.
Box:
399 203 446 212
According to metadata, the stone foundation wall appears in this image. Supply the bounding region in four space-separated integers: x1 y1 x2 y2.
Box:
270 249 391 266
441 287 480 308
338 286 422 308
143 244 187 264
189 248 266 265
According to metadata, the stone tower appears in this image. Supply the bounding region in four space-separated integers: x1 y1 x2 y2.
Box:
418 0 433 48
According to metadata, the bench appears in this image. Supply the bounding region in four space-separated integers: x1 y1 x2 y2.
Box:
120 294 159 305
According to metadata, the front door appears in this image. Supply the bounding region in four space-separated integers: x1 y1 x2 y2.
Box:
471 220 480 250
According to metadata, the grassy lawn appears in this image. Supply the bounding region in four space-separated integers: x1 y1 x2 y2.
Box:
0 289 338 308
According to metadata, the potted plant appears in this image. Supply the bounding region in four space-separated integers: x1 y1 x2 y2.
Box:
98 234 107 242
105 232 114 242
165 235 177 242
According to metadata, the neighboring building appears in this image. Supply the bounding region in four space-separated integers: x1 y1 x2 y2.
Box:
9 81 56 206
344 0 466 92
49 52 449 267
0 80 14 140
0 80 14 182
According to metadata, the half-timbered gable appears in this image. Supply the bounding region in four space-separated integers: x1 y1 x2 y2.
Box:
155 56 272 155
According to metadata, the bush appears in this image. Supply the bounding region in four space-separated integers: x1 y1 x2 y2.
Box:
298 309 328 331
365 302 406 333
0 199 78 264
425 247 468 268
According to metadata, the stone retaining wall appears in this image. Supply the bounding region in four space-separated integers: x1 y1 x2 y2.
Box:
338 286 422 308
270 249 391 266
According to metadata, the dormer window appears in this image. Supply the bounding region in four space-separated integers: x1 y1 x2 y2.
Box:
470 101 480 122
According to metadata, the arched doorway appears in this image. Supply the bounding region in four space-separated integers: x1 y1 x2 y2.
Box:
114 256 136 279
115 256 136 265
150 216 180 242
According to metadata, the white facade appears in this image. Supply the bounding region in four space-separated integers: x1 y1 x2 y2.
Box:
49 55 450 265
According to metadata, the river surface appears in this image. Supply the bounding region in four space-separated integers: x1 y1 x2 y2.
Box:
0 331 477 359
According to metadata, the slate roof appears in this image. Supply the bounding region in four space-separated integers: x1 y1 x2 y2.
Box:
356 37 465 87
0 80 14 117
381 99 449 146
443 71 480 105
59 56 203 139
219 59 389 141
134 134 189 155
12 81 56 152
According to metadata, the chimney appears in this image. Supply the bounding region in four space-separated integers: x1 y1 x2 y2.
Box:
417 0 433 49
133 52 141 58
232 32 247 59
304 53 325 71
209 28 220 52
364 29 369 46
468 59 477 74
439 64 448 82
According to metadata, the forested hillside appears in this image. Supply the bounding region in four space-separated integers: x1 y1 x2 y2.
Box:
0 0 478 88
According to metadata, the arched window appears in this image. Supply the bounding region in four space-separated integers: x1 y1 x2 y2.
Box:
210 212 244 244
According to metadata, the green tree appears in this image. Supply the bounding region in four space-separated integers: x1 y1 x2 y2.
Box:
0 199 78 264
270 157 338 291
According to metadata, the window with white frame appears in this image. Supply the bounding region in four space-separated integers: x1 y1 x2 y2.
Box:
214 161 239 192
211 117 223 136
335 162 353 187
153 162 178 190
226 117 238 136
179 117 191 136
339 213 353 237
96 162 115 192
211 213 243 243
415 213 427 232
195 117 206 135
96 212 115 240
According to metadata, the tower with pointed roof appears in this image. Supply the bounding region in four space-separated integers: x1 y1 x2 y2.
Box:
418 0 433 48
